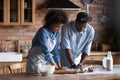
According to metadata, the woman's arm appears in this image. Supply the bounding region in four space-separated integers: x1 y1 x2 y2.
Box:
52 33 62 69
38 28 56 64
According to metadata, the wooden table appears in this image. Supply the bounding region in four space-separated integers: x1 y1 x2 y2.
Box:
0 65 120 80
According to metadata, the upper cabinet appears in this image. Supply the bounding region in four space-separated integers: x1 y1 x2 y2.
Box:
0 0 4 25
0 0 35 26
21 0 35 25
8 0 21 25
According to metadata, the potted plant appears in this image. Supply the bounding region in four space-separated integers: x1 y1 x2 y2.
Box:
102 26 120 51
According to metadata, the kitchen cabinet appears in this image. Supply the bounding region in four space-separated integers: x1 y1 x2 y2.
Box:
0 0 3 24
0 0 35 26
21 0 35 25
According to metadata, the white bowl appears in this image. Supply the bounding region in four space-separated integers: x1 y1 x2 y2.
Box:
40 65 55 76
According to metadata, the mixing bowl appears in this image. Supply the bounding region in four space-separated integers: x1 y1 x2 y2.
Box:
40 65 55 76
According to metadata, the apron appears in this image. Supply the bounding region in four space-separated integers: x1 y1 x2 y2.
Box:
26 38 56 73
74 53 81 65
60 49 82 68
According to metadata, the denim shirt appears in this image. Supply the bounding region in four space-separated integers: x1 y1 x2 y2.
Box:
32 27 60 63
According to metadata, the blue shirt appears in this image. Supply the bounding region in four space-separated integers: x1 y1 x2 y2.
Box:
61 21 95 59
32 27 60 63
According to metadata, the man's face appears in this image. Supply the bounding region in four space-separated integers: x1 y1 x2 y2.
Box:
75 21 87 32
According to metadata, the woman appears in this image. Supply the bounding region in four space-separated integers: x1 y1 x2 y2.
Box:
26 10 68 73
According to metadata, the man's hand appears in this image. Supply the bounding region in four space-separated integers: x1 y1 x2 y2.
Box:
76 64 83 71
70 64 83 71
70 64 77 69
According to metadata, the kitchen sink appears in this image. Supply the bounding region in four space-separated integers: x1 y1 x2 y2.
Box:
0 52 22 62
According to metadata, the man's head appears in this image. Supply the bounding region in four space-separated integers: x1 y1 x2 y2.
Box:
75 12 89 32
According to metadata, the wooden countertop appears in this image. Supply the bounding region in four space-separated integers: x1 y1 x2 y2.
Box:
0 65 120 80
22 51 120 58
89 51 120 56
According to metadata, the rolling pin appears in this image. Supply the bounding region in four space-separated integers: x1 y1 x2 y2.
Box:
54 69 79 74
54 65 93 74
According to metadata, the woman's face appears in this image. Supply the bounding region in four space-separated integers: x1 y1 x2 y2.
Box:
75 21 87 32
51 23 63 32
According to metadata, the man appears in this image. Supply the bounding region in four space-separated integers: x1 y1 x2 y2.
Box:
61 12 95 69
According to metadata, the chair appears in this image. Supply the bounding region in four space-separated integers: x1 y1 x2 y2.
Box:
8 62 26 74
0 66 5 74
0 64 10 74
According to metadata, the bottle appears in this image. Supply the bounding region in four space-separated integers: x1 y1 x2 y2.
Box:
106 51 113 70
102 56 106 69
22 42 28 53
24 2 28 8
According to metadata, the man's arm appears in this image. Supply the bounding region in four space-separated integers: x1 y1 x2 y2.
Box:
65 49 76 68
78 26 94 66
79 53 88 65
76 53 88 69
77 28 94 68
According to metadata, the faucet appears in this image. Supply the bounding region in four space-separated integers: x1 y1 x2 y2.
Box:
0 40 2 52
16 40 20 53
4 44 8 52
4 39 11 52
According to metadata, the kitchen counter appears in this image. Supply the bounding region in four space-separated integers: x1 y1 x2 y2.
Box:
85 51 120 64
22 51 120 57
0 65 120 80
21 51 120 65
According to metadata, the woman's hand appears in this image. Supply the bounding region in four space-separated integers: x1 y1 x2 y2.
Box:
50 62 59 70
55 66 69 70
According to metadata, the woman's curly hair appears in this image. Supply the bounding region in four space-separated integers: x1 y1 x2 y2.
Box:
44 10 68 28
